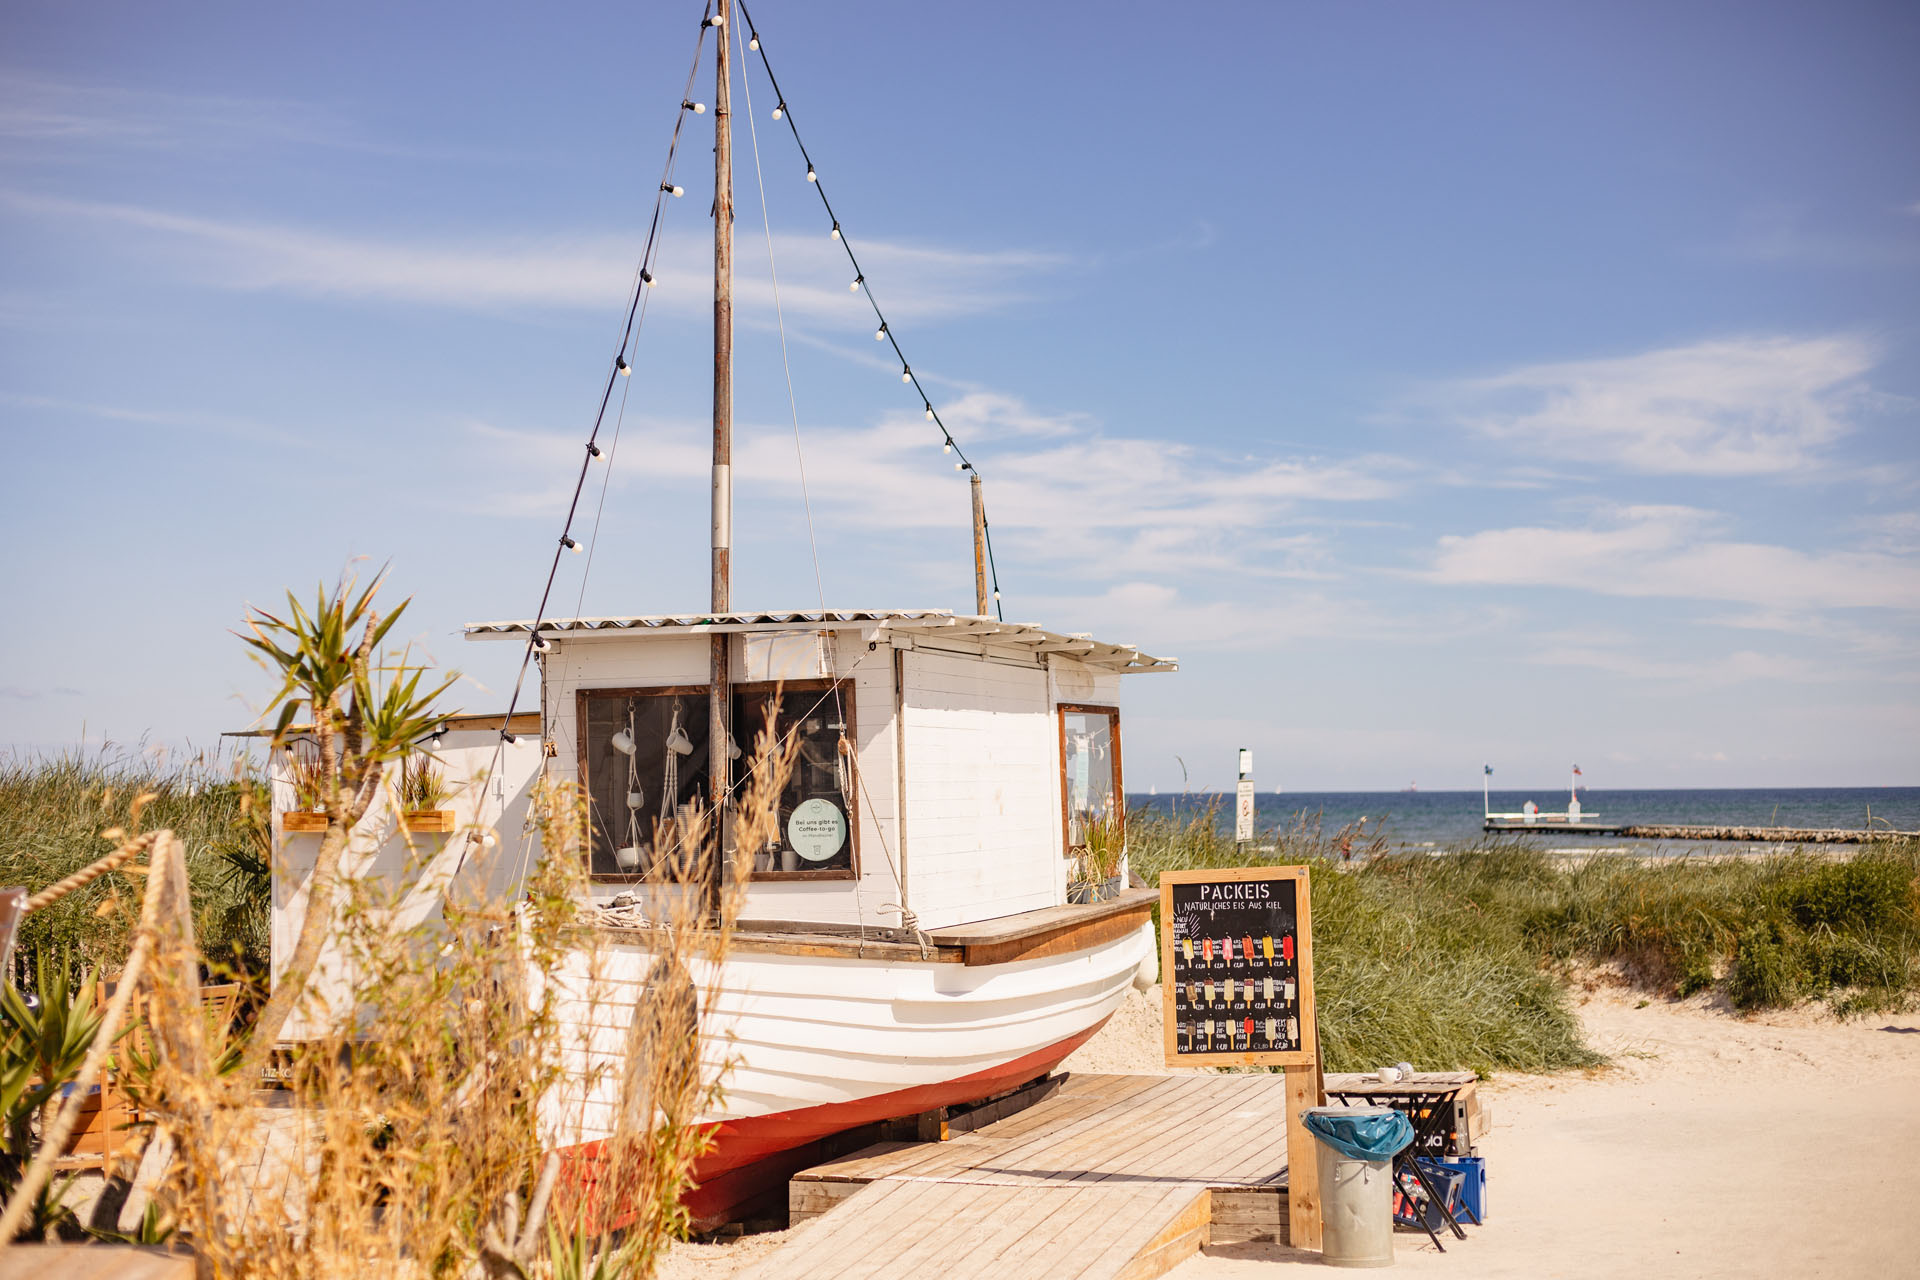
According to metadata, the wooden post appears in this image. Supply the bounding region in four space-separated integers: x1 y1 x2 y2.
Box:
1285 1063 1323 1250
708 0 733 887
970 473 989 616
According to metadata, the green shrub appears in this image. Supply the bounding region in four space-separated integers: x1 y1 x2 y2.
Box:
1779 858 1911 933
1729 923 1801 1010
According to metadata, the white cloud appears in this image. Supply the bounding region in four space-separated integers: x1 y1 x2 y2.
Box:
1427 505 1920 611
466 392 1417 583
1432 335 1880 476
0 190 1063 322
1525 644 1831 686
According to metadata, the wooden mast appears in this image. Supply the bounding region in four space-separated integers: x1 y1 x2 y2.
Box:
709 0 734 863
970 473 989 616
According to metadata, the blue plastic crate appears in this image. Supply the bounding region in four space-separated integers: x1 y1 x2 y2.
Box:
1421 1155 1486 1223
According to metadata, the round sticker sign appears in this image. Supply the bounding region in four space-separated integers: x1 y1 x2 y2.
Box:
786 798 847 863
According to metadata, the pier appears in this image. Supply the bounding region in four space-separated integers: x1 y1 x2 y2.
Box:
1484 820 1919 843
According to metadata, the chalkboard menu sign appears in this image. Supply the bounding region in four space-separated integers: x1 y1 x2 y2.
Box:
1160 866 1316 1068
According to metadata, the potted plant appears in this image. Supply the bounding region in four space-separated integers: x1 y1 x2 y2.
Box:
281 743 331 832
1066 806 1125 904
399 754 456 833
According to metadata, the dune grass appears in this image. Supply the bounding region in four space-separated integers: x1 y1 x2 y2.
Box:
1127 804 1920 1075
0 746 269 989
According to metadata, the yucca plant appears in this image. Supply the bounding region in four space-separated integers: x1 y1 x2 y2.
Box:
235 569 459 1070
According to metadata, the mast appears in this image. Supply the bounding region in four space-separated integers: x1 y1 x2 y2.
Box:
709 0 734 851
970 473 989 616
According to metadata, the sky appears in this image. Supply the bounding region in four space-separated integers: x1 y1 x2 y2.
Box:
1 0 1916 792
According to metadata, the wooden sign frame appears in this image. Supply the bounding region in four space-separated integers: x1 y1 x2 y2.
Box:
1159 864 1324 1249
1159 864 1316 1068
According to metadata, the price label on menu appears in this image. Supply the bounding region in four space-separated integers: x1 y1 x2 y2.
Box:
1160 865 1316 1068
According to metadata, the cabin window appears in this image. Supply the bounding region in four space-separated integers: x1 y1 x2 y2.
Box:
733 680 858 880
1058 704 1123 858
577 682 857 882
578 687 712 880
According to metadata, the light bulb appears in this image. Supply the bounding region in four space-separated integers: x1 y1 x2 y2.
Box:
707 13 724 26
850 275 862 291
664 183 684 198
806 166 817 183
615 356 630 377
685 100 706 114
954 461 963 471
875 325 887 341
641 269 655 287
561 535 582 553
586 441 602 457
943 440 952 453
924 405 934 421
532 634 551 653
830 222 840 240
901 367 911 382
749 35 759 50
771 103 784 120
992 590 1001 600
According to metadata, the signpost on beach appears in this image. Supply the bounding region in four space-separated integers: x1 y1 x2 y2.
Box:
1234 748 1255 848
1159 864 1323 1249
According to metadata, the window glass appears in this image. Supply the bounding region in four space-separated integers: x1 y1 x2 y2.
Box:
733 684 855 876
1061 708 1120 853
581 690 711 879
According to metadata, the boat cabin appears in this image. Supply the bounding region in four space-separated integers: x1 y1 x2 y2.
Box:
464 609 1175 930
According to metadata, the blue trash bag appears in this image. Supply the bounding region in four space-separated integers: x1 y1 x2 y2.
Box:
1303 1106 1414 1162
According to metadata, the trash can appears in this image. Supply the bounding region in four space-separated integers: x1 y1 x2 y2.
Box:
1302 1105 1413 1268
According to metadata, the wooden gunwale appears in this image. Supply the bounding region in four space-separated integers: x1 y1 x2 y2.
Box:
593 888 1156 966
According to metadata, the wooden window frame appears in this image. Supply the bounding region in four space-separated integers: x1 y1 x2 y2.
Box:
1057 703 1124 859
733 678 859 883
575 684 714 884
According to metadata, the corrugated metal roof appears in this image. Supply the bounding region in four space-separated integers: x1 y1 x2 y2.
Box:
462 609 1177 673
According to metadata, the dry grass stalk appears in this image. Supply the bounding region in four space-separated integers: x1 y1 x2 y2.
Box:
120 704 796 1278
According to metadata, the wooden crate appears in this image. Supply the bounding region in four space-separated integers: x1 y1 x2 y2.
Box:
402 809 457 833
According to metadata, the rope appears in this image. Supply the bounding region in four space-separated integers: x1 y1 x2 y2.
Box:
0 834 171 1243
22 832 156 914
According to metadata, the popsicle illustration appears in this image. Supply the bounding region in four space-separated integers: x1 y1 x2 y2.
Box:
1220 936 1233 963
1202 938 1213 965
1182 938 1193 965
1261 935 1274 962
1282 934 1295 963
1262 976 1275 1002
1205 980 1216 1005
1287 1016 1299 1043
1204 1019 1214 1042
1224 978 1236 1004
1243 1016 1255 1039
1242 934 1255 963
1265 1017 1279 1044
1284 980 1296 1002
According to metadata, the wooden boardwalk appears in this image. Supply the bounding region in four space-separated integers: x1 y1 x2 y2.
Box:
745 1072 1298 1280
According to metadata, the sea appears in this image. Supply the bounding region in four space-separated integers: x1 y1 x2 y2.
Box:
1126 787 1920 855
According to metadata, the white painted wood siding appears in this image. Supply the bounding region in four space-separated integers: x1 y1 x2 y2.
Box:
899 649 1061 929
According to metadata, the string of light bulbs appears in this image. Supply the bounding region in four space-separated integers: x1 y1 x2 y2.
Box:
736 0 1006 620
484 7 717 756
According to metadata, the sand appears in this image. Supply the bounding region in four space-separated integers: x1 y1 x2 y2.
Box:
660 981 1919 1280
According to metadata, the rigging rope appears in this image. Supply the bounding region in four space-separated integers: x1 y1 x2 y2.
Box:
737 0 1007 620
465 6 717 888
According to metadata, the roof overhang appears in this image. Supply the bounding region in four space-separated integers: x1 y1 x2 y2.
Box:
462 609 1177 674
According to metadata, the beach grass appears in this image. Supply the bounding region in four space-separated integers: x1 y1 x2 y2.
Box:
0 746 269 989
1126 804 1920 1074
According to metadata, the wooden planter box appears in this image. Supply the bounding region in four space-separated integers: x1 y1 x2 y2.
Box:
282 811 330 833
402 809 457 834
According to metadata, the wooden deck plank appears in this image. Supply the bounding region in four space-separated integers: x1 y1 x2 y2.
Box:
946 1076 1200 1184
768 1072 1303 1280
